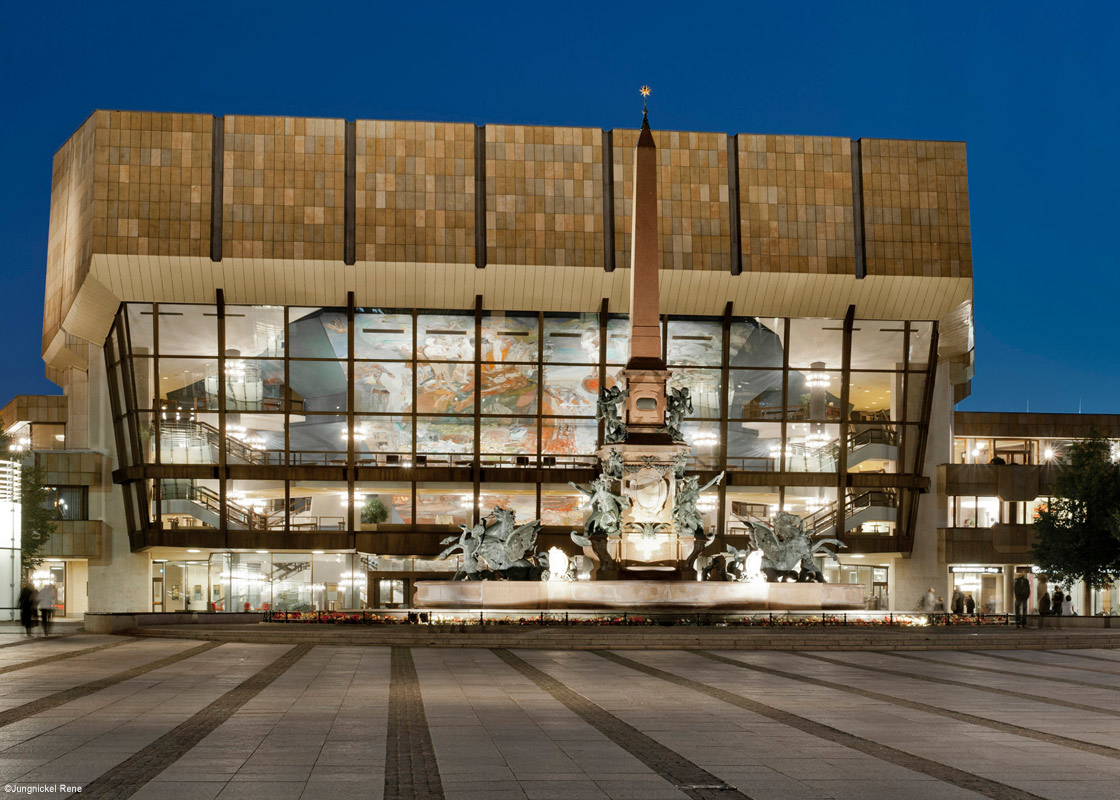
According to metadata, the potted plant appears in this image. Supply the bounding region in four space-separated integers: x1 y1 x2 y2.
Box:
360 496 390 530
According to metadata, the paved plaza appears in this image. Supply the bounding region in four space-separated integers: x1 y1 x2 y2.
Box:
0 631 1116 798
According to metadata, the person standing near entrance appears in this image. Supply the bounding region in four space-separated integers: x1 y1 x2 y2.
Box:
951 585 965 615
18 583 38 637
919 587 936 612
1039 590 1051 616
1052 589 1064 616
38 583 56 636
1014 572 1031 628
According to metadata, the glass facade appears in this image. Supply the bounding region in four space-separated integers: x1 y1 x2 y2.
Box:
105 302 938 551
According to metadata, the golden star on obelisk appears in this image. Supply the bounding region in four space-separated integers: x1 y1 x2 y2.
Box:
640 85 651 117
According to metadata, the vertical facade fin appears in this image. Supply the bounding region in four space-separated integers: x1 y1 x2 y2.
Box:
209 116 224 262
851 138 866 279
474 125 487 269
344 120 356 266
602 129 616 272
727 134 743 276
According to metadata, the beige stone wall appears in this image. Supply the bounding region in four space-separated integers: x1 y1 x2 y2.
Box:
0 395 68 430
44 116 97 354
223 115 345 260
355 120 474 264
42 111 975 368
614 129 730 271
954 411 1120 438
738 134 854 274
94 111 212 258
861 139 971 278
36 451 105 488
486 125 602 268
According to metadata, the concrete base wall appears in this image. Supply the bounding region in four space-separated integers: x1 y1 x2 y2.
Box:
85 611 263 634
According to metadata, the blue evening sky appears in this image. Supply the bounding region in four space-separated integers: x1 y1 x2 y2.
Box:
1 1 1116 413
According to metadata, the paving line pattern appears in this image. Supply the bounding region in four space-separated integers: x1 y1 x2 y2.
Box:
386 646 445 800
695 650 1120 762
587 650 1048 800
76 643 312 799
0 642 220 730
0 638 134 677
965 649 1120 675
495 648 752 800
790 650 1120 718
887 650 1120 691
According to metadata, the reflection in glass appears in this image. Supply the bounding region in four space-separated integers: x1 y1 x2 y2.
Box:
290 361 348 413
479 489 536 524
480 418 537 454
354 362 412 413
787 369 843 421
158 305 218 356
541 484 588 527
667 319 722 366
289 308 348 359
543 365 600 416
226 306 285 358
416 362 475 414
159 359 218 409
728 318 784 368
541 418 598 456
417 313 475 360
355 311 412 360
416 417 474 454
606 316 630 363
668 369 721 418
481 363 538 414
289 417 347 465
482 313 538 361
416 484 472 526
223 360 284 412
728 369 784 420
851 322 905 370
785 422 841 473
354 417 412 462
126 303 154 354
788 318 844 368
543 314 599 363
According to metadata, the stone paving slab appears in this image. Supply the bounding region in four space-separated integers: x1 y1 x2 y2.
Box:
0 637 1113 797
129 624 1120 651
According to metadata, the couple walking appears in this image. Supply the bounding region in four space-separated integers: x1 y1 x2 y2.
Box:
17 582 57 637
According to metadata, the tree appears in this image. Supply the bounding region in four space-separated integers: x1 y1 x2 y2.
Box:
19 464 55 574
360 496 390 525
1031 431 1120 589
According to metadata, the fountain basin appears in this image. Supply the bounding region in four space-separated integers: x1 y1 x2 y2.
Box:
414 580 865 611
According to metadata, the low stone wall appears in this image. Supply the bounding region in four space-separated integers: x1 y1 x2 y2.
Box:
1036 615 1115 629
414 580 866 611
85 611 264 634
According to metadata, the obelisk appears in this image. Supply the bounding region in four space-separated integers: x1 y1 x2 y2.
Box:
620 87 672 442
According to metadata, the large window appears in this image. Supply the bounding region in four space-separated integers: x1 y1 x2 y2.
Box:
107 301 938 540
45 486 88 521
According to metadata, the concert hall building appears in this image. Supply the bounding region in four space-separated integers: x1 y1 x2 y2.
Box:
18 108 1004 614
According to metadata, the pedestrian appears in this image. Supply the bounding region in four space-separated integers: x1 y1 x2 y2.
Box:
17 583 38 637
935 596 946 612
1014 572 1031 628
965 593 976 614
1039 590 1051 616
38 582 56 637
1052 589 1064 616
1061 593 1074 616
919 587 936 612
951 585 965 615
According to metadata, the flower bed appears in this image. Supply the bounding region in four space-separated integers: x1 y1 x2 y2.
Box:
262 610 1011 627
